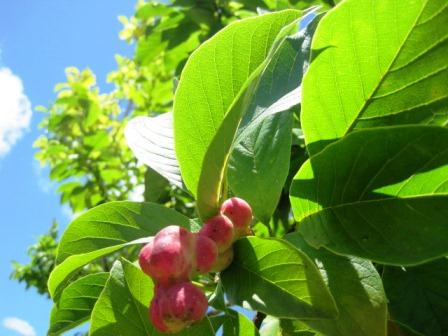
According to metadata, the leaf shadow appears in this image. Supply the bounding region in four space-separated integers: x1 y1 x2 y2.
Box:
285 233 387 335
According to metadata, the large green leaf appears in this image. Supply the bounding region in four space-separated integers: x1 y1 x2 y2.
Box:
227 13 321 223
302 0 448 155
89 259 155 336
173 10 302 198
56 201 190 262
49 201 191 299
195 14 317 220
48 273 108 335
290 125 448 265
383 258 448 336
284 233 387 336
221 236 338 319
49 239 147 301
90 259 216 336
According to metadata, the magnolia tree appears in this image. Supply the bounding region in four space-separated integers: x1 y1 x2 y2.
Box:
47 0 447 335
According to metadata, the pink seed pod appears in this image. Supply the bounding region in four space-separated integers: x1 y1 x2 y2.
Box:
220 197 252 237
149 282 208 333
139 239 154 275
139 225 195 284
194 234 218 274
149 292 170 333
199 214 234 252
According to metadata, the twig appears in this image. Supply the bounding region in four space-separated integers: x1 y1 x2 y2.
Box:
253 312 266 329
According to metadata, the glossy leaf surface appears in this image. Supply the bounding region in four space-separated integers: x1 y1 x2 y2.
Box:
221 236 338 319
285 233 387 336
228 13 320 223
290 126 448 265
48 273 108 335
302 0 448 155
174 10 302 198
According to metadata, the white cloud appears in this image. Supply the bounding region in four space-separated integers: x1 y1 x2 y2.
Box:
3 317 36 336
0 67 32 157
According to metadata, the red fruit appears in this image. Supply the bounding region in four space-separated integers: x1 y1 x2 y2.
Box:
149 282 208 333
139 226 195 284
149 292 170 333
199 214 234 252
139 239 154 274
194 234 218 274
211 247 234 272
220 197 252 236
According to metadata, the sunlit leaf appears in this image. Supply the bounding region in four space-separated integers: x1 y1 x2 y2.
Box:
290 126 448 265
302 0 448 155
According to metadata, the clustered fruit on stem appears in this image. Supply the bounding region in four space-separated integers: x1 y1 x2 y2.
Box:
138 197 253 333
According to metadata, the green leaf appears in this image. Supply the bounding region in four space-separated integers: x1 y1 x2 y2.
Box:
57 201 190 262
126 113 183 188
222 309 259 336
144 167 170 203
90 259 216 336
221 236 338 319
383 258 448 336
136 19 200 68
280 319 316 335
284 233 387 336
48 273 108 335
259 316 281 336
208 281 226 311
89 259 155 335
195 76 260 220
83 99 101 128
290 125 448 265
49 201 191 299
209 315 228 334
195 13 317 221
302 0 448 155
49 238 148 301
228 13 321 223
136 2 173 20
83 131 109 150
174 10 302 199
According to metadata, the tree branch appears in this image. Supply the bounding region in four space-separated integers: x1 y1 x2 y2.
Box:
253 312 266 329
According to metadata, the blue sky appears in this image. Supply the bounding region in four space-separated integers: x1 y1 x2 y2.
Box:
0 1 134 335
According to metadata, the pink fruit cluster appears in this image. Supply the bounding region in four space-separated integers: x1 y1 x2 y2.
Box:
139 197 252 333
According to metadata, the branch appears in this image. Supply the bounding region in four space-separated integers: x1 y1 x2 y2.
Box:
253 312 266 329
